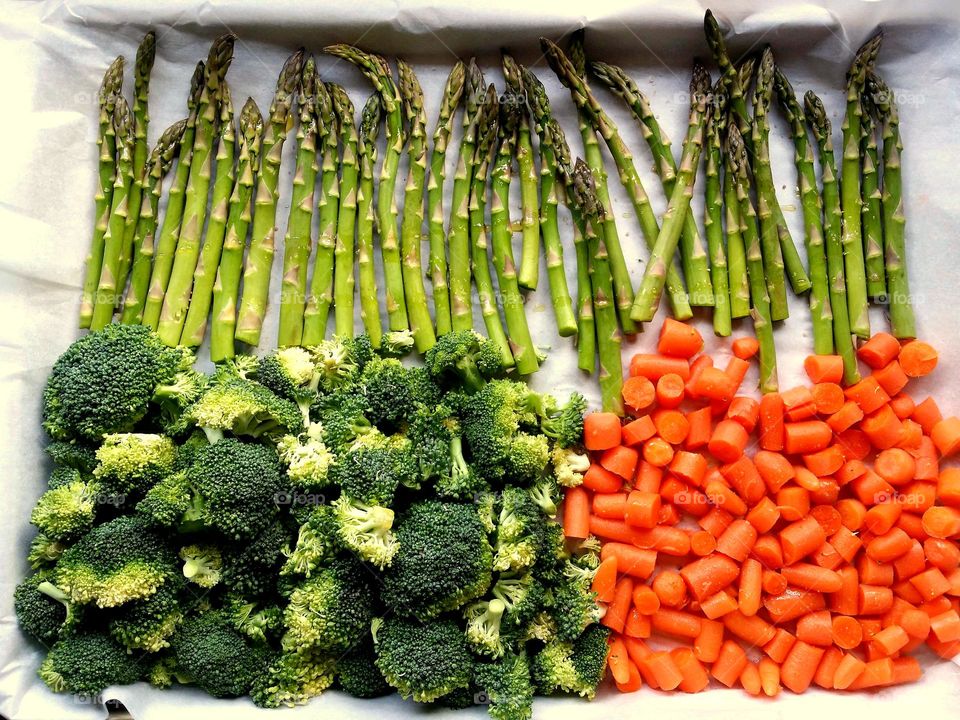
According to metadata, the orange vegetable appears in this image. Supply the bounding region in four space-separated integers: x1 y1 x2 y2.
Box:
689 530 717 556
654 409 690 445
591 492 627 519
863 502 902 535
813 646 845 689
782 563 843 593
871 624 910 656
655 373 686 408
591 556 618 602
898 340 938 377
658 318 703 358
694 366 738 404
633 525 691 556
589 516 643 544
725 396 760 434
684 406 713 450
812 382 846 414
621 375 656 414
701 589 739 619
694 618 724 663
780 640 825 693
874 361 909 396
832 614 863 649
738 558 762 616
758 657 782 696
929 610 960 643
759 392 785 451
780 516 828 565
563 486 590 539
858 332 901 369
832 652 867 689
623 490 660 529
890 392 916 419
847 657 895 689
600 445 639 480
803 445 846 477
874 447 916 485
680 553 740 602
932 417 960 457
651 608 702 639
621 415 657 446
724 356 750 388
671 647 710 693
740 661 762 696
763 628 797 663
782 385 817 421
668 451 708 487
784 420 833 455
845 376 891 414
721 456 765 504
912 396 943 434
645 651 683 691
630 353 691 381
716 519 758 562
753 450 795 493
724 610 776 646
732 336 760 360
765 590 826 624
643 437 675 468
866 527 914 562
796 609 834 646
632 584 661 615
685 354 714 398
652 570 687 608
583 463 623 493
711 640 749 688
584 412 622 450
860 405 904 450
746 496 780 534
924 537 960 572
910 567 953 601
613 655 643 692
708 420 749 463
828 400 865 433
762 570 788 596
602 575 635 634
859 584 894 615
607 636 632 685
624 608 652 639
804 354 845 383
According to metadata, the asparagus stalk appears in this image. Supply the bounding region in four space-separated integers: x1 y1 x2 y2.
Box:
572 159 624 414
234 49 304 346
277 57 319 348
631 62 711 323
724 162 751 319
704 84 732 337
727 124 778 393
90 97 135 329
158 34 235 346
117 32 157 301
502 52 541 291
590 60 714 308
396 60 436 352
774 68 833 355
142 61 205 331
79 56 123 328
704 11 752 152
806 92 861 384
492 100 539 375
210 98 264 362
325 45 409 332
469 88 514 369
331 84 360 339
356 94 384 346
521 66 577 337
426 62 465 336
301 80 340 344
180 85 237 347
860 93 886 300
121 119 187 325
867 73 915 340
841 31 884 338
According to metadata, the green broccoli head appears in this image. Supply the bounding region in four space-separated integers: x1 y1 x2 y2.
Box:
45 441 99 473
343 334 376 368
424 330 504 393
527 476 560 518
407 403 458 481
252 648 336 708
93 433 177 495
374 616 473 702
337 639 391 698
222 593 284 645
311 337 361 391
151 369 208 434
105 574 185 652
30 480 98 541
136 471 192 528
492 571 546 632
549 563 603 642
14 574 73 643
27 533 66 570
38 630 141 695
474 652 535 720
530 625 609 699
42 324 192 441
276 424 335 490
378 329 416 358
47 466 87 491
332 496 398 569
219 519 292 596
493 487 542 573
330 430 418 505
361 358 440 430
382 500 493 620
537 393 586 448
281 504 340 577
315 390 372 452
257 347 320 427
54 515 177 607
465 598 508 658
181 376 303 444
551 445 589 487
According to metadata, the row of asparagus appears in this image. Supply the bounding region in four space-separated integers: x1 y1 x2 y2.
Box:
77 13 914 413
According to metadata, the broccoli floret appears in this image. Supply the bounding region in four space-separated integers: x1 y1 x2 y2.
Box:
530 625 609 699
47 466 86 491
407 403 457 478
527 476 560 518
539 393 586 448
257 347 321 428
362 357 440 430
181 376 303 444
524 611 558 643
282 557 374 654
54 515 177 608
30 480 98 541
331 430 417 505
382 500 493 620
252 648 336 708
378 329 415 358
105 575 184 652
45 441 99 473
219 519 292 596
276 424 335 490
136 471 192 528
223 593 284 645
505 433 550 485
549 564 603 642
151 369 208 433
436 437 491 500
343 334 376 368
42 325 191 441
493 487 541 573
311 337 360 391
374 616 472 702
465 598 507 658
281 504 340 577
216 354 259 381
179 544 222 588
93 433 177 495
38 630 141 695
424 330 504 393
14 574 74 643
533 521 570 583
315 390 373 452
28 533 66 569
551 445 589 487
492 571 546 632
145 653 186 689
332 496 398 569
337 639 391 698
474 652 535 720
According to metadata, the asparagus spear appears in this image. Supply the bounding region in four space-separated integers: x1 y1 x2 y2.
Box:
90 97 135 330
210 98 264 362
425 62 466 337
590 60 714 308
727 124 778 393
180 85 237 347
396 60 436 352
117 32 157 301
704 10 752 152
806 92 861 384
492 99 539 375
234 48 304 347
277 57 319 348
704 83 732 337
301 80 339 344
331 84 360 339
631 62 711 323
142 61 205 331
79 56 123 329
860 93 886 300
325 45 408 332
502 52 541 291
158 34 235 346
521 66 577 337
121 119 187 325
724 159 751 320
356 94 384 346
469 87 514 369
572 159 624 414
774 68 833 355
841 31 883 339
867 73 915 340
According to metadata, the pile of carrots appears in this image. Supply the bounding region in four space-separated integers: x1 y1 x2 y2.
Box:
564 318 960 696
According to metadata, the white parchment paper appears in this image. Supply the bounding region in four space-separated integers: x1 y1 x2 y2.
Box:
2 1 960 719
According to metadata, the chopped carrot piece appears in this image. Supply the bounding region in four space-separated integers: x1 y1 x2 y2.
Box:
600 445 639 480
584 412 622 450
591 556 618 602
732 336 760 360
898 340 938 377
622 415 657 446
931 417 960 457
621 375 656 414
858 332 901 369
804 354 845 383
630 353 691 381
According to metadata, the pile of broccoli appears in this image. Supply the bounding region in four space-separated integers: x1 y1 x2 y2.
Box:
15 324 606 718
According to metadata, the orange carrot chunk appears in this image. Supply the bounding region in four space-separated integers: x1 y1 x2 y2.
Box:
780 516 828 565
759 393 785 451
858 332 901 369
784 420 833 455
563 486 590 539
780 640 825 693
622 415 657 447
621 375 656 414
732 336 760 360
796 609 834 647
711 640 749 688
931 417 960 457
898 340 938 377
600 445 640 480
583 464 624 493
584 412 622 450
671 647 710 693
630 353 691 381
645 651 684 691
680 553 740 602
591 556 618 603
658 318 704 358
874 360 909 396
758 657 782 696
694 366 738 403
832 615 864 650
804 354 845 383
832 652 867 690
912 396 943 434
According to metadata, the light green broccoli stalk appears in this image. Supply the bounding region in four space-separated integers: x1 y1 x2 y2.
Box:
464 598 507 658
179 544 222 588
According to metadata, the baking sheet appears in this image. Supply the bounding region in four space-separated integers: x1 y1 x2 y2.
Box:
2 1 960 718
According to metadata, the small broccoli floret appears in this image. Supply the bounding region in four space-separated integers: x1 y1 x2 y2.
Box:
382 500 493 620
276 424 335 489
145 653 186 689
524 611 558 643
47 466 86 491
223 594 283 645
54 515 177 608
527 476 560 518
252 648 336 708
257 347 320 428
492 572 545 632
374 616 472 702
181 376 303 443
311 337 360 391
151 369 208 433
424 330 504 393
407 403 457 478
219 519 291 596
537 393 586 448
28 533 66 569
378 329 415 357
316 390 372 452
465 598 507 658
337 639 391 698
216 354 259 380
549 563 603 642
474 652 535 720
551 445 589 487
331 430 417 504
530 625 609 699
30 480 97 541
14 575 73 643
179 544 222 588
282 557 374 655
93 433 177 495
342 334 376 368
533 521 570 583
332 496 398 569
362 357 440 430
38 630 141 695
493 488 541 573
436 436 491 500
505 433 550 485
42 325 191 441
281 504 340 577
106 575 184 652
45 441 99 473
136 471 192 528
